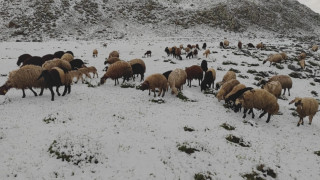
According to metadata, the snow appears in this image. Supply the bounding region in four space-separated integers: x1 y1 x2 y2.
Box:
0 36 320 180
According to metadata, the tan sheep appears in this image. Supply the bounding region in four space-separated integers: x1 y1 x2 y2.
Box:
108 51 119 59
262 81 282 98
311 44 318 52
93 49 98 57
280 52 288 61
61 53 74 62
106 57 121 65
268 75 292 96
203 49 210 58
299 59 305 69
75 66 99 83
0 65 45 98
289 97 319 126
216 79 240 102
100 61 133 85
263 53 283 66
140 73 168 97
42 58 72 71
225 83 246 100
298 52 306 60
168 68 187 95
223 40 229 47
216 71 236 90
235 89 279 123
256 42 264 49
184 47 191 53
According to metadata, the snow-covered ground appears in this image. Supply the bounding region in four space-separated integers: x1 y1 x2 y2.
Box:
0 36 319 180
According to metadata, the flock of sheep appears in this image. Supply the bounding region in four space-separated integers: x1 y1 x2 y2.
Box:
0 41 319 127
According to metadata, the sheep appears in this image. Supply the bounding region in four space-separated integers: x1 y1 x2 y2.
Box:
280 52 288 61
42 59 72 71
17 54 32 66
201 60 208 72
219 42 224 48
0 65 45 98
144 50 152 57
235 89 279 123
216 71 236 90
162 70 172 80
175 48 182 60
263 53 283 66
128 59 146 81
187 44 192 49
289 97 319 126
93 49 98 57
202 43 207 50
247 43 255 48
105 57 121 65
54 51 65 58
238 41 242 49
186 51 193 59
75 66 98 83
298 52 306 60
311 44 318 52
193 49 198 57
179 44 184 49
216 79 240 102
256 42 264 49
268 75 292 96
184 47 191 54
21 56 45 67
185 65 203 87
203 49 210 58
195 44 200 50
65 51 74 56
225 84 246 102
223 40 229 48
100 61 133 85
261 81 282 98
165 47 170 56
140 73 168 97
108 51 119 59
61 53 74 62
41 54 55 62
227 87 253 112
200 68 216 91
299 59 305 69
70 59 86 70
168 68 187 95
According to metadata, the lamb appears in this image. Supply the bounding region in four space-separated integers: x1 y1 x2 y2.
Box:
128 59 146 81
69 59 86 70
268 75 292 96
263 53 283 66
144 50 152 57
200 68 216 91
202 43 207 50
235 89 279 123
21 56 45 67
105 57 121 65
238 41 242 49
100 61 133 85
261 81 282 98
61 53 74 62
256 42 264 49
140 73 168 97
162 70 172 80
93 49 98 57
201 60 208 72
108 51 120 59
42 59 72 71
17 54 32 66
0 65 45 98
203 49 210 58
311 44 318 52
216 79 240 102
168 68 187 95
289 97 319 126
76 66 98 83
216 71 236 90
185 65 203 87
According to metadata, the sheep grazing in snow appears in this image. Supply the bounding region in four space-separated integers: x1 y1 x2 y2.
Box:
200 68 216 91
168 68 187 95
140 73 168 97
280 52 288 62
223 40 229 48
42 59 72 71
268 75 292 96
256 42 264 49
216 71 236 90
75 66 98 83
184 47 191 54
61 53 74 62
225 84 246 104
201 60 208 72
216 79 240 102
235 89 279 123
263 53 284 67
128 59 146 81
298 52 306 60
203 49 210 58
261 81 282 98
100 61 133 86
108 51 120 59
186 51 193 59
17 54 32 66
202 43 207 50
162 70 172 80
227 87 253 112
195 44 200 50
238 41 242 49
0 65 45 98
93 49 98 57
175 48 182 60
193 49 198 57
185 65 203 87
247 43 255 48
144 50 152 57
311 44 318 52
289 97 319 126
21 56 45 67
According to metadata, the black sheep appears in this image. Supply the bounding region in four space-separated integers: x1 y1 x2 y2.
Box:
201 60 208 72
38 69 63 101
202 43 207 50
162 70 172 80
41 54 55 62
22 56 45 67
231 87 254 112
17 54 32 66
200 71 214 91
70 59 86 70
144 50 152 57
54 51 65 58
131 63 145 81
65 51 74 56
247 43 255 48
219 42 224 48
196 44 200 50
165 47 170 56
186 51 193 59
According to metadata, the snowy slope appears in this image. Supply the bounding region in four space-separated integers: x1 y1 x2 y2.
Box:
0 36 320 179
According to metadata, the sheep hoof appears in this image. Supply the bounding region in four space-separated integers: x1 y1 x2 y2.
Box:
297 123 300 127
266 120 270 123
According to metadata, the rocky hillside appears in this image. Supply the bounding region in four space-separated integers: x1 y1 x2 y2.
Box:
1 0 320 41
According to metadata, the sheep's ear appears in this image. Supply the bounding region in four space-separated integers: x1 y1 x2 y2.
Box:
289 99 295 105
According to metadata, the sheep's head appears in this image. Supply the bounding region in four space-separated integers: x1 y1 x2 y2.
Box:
0 84 10 95
263 59 267 64
289 97 302 106
215 82 222 90
234 98 243 112
257 79 267 87
100 77 107 85
140 81 149 91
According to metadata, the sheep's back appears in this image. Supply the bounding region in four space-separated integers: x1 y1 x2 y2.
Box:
146 73 168 90
269 75 292 89
207 68 216 80
8 65 44 89
222 71 236 83
225 83 246 100
128 59 146 73
185 65 203 80
42 59 72 71
263 81 282 98
251 89 279 114
105 61 132 80
301 98 319 116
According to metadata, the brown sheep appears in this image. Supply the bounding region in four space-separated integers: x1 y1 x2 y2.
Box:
298 52 306 60
289 97 319 126
203 49 210 58
256 42 264 49
100 61 133 85
311 45 318 52
223 40 229 48
105 57 121 65
108 51 119 59
216 79 240 102
93 49 98 57
263 53 283 66
299 59 305 69
238 41 242 49
268 75 292 96
42 59 72 71
262 81 282 98
140 73 168 97
216 71 236 90
185 65 203 87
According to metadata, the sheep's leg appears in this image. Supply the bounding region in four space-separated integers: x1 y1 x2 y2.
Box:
68 85 71 94
56 86 61 96
158 88 162 97
259 111 267 118
288 88 290 96
114 79 117 86
153 88 156 97
140 74 144 81
248 108 255 118
39 88 44 96
243 108 248 118
148 89 151 96
309 115 313 125
117 79 119 85
29 87 38 96
22 89 26 98
198 79 201 86
62 85 68 96
266 113 271 123
49 87 55 101
283 88 286 95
